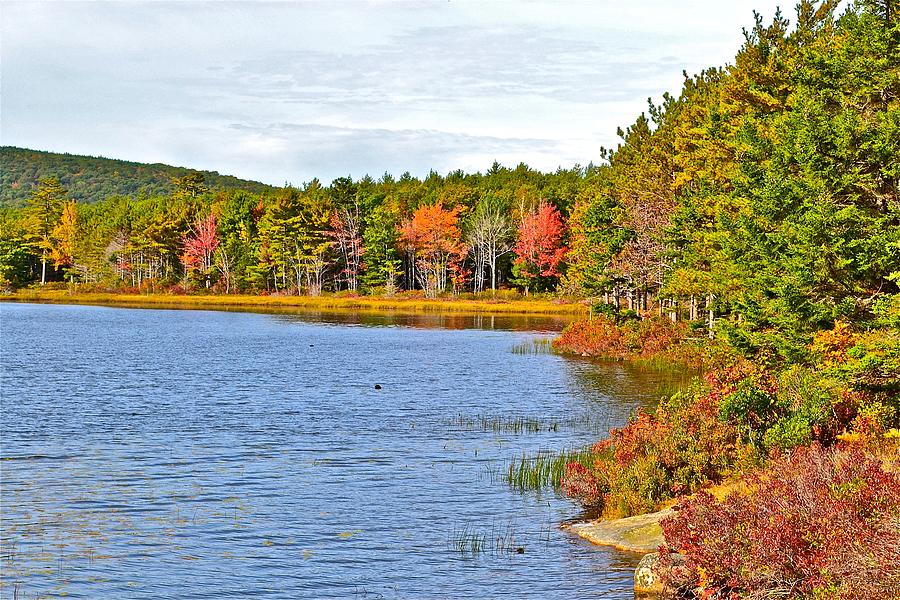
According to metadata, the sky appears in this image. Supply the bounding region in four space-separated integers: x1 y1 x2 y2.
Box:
2 0 797 186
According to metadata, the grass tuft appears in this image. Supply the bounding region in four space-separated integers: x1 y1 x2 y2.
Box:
505 447 596 492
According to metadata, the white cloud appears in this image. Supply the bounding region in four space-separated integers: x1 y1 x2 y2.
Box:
1 0 810 185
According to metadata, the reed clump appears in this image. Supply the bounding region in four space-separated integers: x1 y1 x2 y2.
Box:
449 521 523 556
448 414 559 434
510 338 554 355
505 447 596 491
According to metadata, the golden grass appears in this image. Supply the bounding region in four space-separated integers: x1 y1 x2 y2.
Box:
2 288 588 316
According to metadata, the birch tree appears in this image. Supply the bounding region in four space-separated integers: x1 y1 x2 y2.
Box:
467 195 513 293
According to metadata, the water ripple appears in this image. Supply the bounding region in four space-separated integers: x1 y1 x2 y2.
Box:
0 303 680 599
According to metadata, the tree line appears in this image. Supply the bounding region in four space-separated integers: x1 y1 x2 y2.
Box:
0 167 579 298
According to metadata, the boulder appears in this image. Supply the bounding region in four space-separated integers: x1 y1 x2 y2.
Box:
634 551 685 595
634 552 665 594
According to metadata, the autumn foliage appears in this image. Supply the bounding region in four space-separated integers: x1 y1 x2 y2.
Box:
552 315 687 360
399 203 467 297
562 389 743 517
513 200 567 291
659 444 900 600
559 320 900 519
181 212 219 286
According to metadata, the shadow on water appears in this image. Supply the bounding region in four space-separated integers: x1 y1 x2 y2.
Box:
564 356 698 417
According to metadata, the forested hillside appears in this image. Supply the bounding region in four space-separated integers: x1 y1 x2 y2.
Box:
0 147 272 206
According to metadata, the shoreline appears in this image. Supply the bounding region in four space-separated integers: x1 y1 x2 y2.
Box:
0 289 588 317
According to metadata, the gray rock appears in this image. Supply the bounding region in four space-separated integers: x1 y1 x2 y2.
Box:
635 552 664 594
635 551 684 594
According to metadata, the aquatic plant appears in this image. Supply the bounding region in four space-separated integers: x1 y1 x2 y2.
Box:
510 337 554 355
505 447 596 492
448 414 559 434
449 521 523 557
449 523 486 555
448 413 615 436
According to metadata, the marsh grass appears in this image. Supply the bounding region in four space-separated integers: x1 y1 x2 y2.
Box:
505 447 596 492
510 338 555 355
5 289 587 316
448 414 559 434
449 520 523 556
450 523 487 555
447 413 610 436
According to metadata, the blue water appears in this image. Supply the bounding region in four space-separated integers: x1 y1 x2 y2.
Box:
1 302 676 599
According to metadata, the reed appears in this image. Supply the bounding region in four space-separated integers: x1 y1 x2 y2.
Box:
449 523 487 554
448 413 610 435
447 414 559 434
510 338 555 355
505 447 596 492
449 521 522 556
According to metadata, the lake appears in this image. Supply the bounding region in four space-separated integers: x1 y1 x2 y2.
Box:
1 302 682 599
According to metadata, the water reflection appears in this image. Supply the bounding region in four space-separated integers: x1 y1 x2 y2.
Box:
265 309 576 332
563 357 698 436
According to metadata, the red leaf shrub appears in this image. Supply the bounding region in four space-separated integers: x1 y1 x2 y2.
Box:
553 316 687 360
659 444 900 599
592 393 744 517
553 316 627 357
561 462 602 505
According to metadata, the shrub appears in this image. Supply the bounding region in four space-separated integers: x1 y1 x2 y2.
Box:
558 319 899 523
561 390 746 518
589 301 619 320
554 316 627 357
659 444 900 599
553 316 687 361
561 462 602 505
718 378 782 443
810 320 900 394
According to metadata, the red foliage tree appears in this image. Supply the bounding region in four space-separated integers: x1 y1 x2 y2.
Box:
513 200 567 292
181 212 219 288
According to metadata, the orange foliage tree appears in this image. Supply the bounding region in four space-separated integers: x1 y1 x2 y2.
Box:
399 203 467 297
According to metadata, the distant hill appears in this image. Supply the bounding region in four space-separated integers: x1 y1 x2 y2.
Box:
0 146 274 206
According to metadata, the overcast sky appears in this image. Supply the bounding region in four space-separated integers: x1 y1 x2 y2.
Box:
3 0 797 186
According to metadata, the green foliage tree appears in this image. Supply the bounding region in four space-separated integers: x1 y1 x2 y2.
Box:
24 177 67 284
361 203 402 294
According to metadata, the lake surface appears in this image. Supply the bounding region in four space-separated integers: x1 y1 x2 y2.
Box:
1 302 683 599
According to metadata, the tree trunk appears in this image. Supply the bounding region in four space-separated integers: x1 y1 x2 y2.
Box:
490 256 497 293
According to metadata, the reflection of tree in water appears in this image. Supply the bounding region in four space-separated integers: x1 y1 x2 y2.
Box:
267 310 575 332
562 358 697 437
